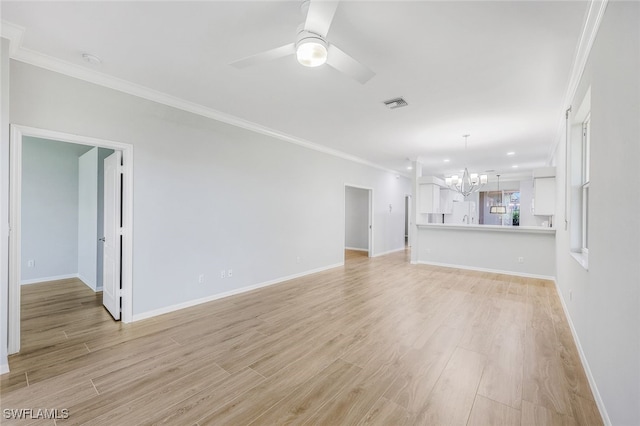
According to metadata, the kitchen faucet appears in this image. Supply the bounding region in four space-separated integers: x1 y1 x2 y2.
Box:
463 214 469 224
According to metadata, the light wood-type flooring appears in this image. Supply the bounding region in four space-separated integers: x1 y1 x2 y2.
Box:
1 250 603 425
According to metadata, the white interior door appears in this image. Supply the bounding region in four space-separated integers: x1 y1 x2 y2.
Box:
78 148 99 290
102 151 121 320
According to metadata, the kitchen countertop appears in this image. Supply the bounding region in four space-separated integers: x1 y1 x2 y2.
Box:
417 223 556 234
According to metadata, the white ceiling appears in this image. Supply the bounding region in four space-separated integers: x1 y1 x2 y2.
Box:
1 1 588 180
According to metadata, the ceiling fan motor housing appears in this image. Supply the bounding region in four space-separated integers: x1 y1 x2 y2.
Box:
295 30 328 67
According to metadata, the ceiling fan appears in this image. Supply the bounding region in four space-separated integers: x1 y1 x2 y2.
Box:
229 0 375 84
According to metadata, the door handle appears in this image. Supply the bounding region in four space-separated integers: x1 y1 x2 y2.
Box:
98 237 106 242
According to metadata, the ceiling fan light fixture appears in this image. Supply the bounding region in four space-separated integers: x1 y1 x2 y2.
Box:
296 36 328 67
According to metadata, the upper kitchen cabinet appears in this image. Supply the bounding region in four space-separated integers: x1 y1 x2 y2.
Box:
533 168 556 216
419 183 440 214
418 176 444 214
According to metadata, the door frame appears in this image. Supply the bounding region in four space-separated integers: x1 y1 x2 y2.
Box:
405 194 412 247
8 125 134 354
343 184 373 257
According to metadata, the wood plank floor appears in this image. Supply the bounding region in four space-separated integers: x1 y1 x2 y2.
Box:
1 250 603 425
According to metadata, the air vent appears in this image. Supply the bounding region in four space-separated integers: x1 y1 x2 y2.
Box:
383 97 408 109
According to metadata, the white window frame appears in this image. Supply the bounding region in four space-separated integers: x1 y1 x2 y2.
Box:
569 87 590 270
581 115 590 255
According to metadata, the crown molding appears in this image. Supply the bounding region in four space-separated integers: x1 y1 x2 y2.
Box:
548 0 609 162
1 19 404 177
1 20 24 56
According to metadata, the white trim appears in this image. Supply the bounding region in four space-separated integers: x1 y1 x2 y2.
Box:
8 125 134 354
552 280 610 426
372 247 406 258
132 262 344 322
415 260 555 281
77 274 102 292
345 247 368 252
8 126 22 355
570 251 589 270
0 20 24 57
548 0 609 163
0 20 405 178
0 360 9 375
21 273 79 286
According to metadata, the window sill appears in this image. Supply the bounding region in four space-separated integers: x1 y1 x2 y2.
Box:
570 251 589 270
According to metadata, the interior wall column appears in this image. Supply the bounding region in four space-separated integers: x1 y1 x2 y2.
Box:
410 159 422 264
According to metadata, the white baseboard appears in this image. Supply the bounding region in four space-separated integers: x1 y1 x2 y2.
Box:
373 247 406 258
20 273 79 285
345 247 368 252
132 262 344 322
415 260 555 280
553 280 611 426
0 358 9 375
77 274 99 292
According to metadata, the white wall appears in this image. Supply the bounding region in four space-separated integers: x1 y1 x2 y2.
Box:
554 2 640 424
8 61 410 317
416 226 555 278
344 186 369 251
77 147 98 289
0 37 10 373
21 137 92 283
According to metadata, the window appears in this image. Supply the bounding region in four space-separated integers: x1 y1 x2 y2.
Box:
509 191 521 226
479 190 520 226
581 115 590 254
569 87 590 269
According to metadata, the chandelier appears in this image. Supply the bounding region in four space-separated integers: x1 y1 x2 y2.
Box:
490 174 507 214
445 135 487 197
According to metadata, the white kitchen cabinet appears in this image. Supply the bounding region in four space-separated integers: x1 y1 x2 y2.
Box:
534 177 556 215
419 183 440 213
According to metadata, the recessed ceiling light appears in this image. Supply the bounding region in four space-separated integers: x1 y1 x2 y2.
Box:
507 151 515 156
407 165 413 170
512 165 519 168
443 159 450 163
82 53 102 65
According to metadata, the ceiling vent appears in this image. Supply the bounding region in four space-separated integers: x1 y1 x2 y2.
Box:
383 97 408 109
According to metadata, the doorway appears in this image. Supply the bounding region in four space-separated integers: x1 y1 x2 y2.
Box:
8 125 134 354
344 185 373 260
404 195 411 247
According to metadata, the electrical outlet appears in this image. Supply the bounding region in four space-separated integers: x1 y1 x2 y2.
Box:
220 270 225 279
517 257 524 263
228 269 233 278
27 259 35 268
198 274 205 284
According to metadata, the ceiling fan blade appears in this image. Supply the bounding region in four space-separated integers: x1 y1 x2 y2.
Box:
304 0 339 38
229 43 296 69
326 44 375 84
